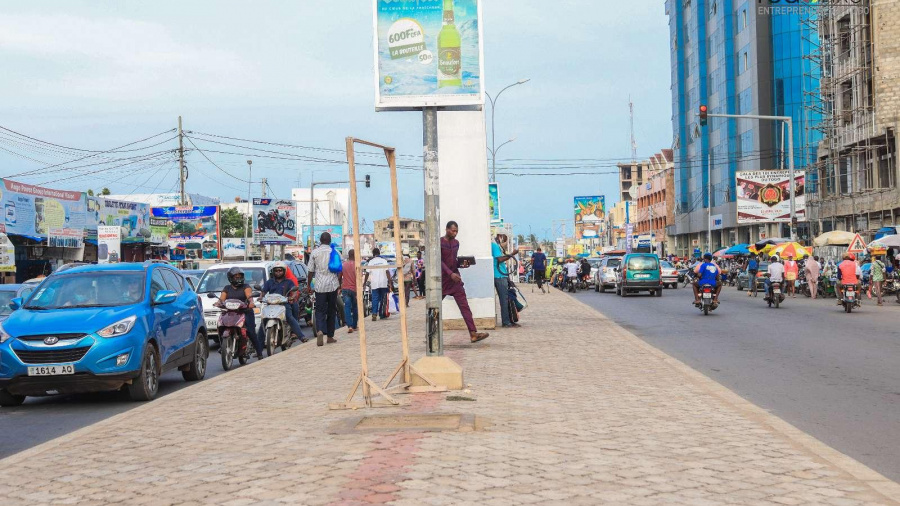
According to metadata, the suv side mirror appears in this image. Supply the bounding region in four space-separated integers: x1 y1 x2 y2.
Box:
153 290 177 305
9 297 22 311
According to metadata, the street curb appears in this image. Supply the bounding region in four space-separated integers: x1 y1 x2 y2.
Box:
0 340 307 466
567 293 900 503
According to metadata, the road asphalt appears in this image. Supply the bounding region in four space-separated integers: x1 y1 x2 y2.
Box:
572 281 900 483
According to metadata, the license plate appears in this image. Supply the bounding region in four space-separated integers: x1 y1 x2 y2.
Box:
635 274 650 279
773 289 781 294
702 293 712 298
27 364 74 376
206 318 218 329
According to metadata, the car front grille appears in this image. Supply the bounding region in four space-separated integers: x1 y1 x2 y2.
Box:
16 333 87 342
204 310 220 317
14 346 91 364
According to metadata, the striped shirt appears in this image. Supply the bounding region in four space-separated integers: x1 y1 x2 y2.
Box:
308 244 340 293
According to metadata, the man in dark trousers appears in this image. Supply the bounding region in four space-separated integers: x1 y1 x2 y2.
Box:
441 221 489 343
532 247 547 293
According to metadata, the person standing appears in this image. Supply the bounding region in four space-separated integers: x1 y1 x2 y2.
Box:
493 233 520 328
307 232 340 346
402 254 415 307
784 255 799 298
871 253 886 306
441 221 489 342
805 255 821 299
531 247 547 293
366 247 390 321
340 249 359 333
415 251 425 300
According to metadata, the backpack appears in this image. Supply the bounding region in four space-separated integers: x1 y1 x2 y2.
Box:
328 244 343 274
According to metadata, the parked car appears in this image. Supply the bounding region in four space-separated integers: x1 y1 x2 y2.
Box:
0 262 208 406
615 253 663 297
736 262 770 292
593 255 623 293
586 258 602 287
0 284 37 322
659 260 680 289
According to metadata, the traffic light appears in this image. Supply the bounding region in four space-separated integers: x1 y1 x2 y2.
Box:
699 105 708 127
365 175 371 188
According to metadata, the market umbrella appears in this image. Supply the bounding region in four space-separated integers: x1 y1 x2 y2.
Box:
749 238 788 255
813 230 857 247
771 242 812 259
869 234 900 248
712 248 729 258
724 243 751 255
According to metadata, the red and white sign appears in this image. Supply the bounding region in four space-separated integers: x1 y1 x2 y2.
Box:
736 170 806 224
847 233 867 254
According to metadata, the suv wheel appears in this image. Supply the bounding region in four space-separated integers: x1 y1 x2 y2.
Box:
0 389 25 407
182 331 208 381
129 343 160 401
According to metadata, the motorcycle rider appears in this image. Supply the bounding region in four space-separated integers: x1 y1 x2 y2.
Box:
765 255 785 301
579 258 591 285
259 261 307 344
564 258 580 290
835 253 861 306
220 267 264 360
692 253 722 306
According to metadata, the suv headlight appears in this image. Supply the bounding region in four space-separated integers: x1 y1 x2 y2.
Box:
97 316 137 338
0 323 10 344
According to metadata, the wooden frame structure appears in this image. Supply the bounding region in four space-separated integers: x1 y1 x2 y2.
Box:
329 137 446 410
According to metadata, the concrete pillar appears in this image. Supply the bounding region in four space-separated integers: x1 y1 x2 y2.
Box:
437 110 497 330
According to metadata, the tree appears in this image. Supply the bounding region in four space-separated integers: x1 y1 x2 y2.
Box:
516 234 526 245
220 207 250 238
100 187 111 195
87 189 94 196
528 233 538 247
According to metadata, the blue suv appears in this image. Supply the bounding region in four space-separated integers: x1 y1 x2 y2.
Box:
0 262 208 406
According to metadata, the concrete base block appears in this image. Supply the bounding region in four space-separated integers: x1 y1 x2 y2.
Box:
443 317 496 331
411 356 464 390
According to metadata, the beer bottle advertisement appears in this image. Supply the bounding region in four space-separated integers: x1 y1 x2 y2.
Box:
374 0 483 110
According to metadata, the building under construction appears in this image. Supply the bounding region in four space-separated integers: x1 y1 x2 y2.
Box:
804 0 900 238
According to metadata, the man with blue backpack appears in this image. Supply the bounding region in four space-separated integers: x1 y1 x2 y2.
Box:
746 254 759 297
307 232 341 346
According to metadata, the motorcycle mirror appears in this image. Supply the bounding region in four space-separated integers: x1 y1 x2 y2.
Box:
251 291 262 298
206 292 218 299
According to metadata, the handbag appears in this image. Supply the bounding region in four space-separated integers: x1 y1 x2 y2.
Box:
328 244 343 274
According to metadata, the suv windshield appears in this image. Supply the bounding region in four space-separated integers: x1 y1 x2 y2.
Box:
197 267 266 293
24 272 145 309
627 256 659 270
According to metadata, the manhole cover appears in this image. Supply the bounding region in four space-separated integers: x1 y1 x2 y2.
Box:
329 413 484 434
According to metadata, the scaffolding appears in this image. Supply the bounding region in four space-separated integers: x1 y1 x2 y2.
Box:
802 1 897 235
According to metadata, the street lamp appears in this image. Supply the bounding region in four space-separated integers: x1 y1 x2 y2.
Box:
486 78 530 182
244 160 252 261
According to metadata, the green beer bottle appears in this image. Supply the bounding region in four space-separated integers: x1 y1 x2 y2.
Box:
438 0 462 88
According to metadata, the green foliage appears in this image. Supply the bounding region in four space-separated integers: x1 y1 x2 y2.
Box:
220 207 250 238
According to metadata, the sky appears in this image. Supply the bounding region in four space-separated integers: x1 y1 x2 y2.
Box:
0 0 673 240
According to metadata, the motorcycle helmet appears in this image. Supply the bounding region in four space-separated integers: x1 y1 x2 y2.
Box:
227 267 245 288
270 261 287 278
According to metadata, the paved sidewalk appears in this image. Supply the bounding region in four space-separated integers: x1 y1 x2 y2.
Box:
1 290 899 505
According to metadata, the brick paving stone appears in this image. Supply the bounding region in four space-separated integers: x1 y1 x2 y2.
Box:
0 293 899 505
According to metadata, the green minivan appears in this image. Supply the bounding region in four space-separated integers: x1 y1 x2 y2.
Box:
615 253 663 297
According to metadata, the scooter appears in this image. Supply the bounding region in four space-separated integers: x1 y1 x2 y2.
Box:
765 276 785 308
259 289 298 356
697 283 718 315
213 298 252 370
840 283 861 313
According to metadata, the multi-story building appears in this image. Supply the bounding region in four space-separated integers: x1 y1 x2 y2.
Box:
806 0 900 238
291 188 350 237
616 159 650 203
634 149 676 255
373 217 425 253
666 1 823 255
605 200 635 250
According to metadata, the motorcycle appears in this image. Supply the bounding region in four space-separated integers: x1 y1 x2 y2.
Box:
883 272 900 302
256 210 293 236
840 283 861 313
696 283 718 315
213 297 253 370
765 276 785 308
259 289 298 356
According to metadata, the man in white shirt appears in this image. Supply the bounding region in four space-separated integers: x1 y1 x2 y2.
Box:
564 258 579 290
365 248 391 321
766 255 785 300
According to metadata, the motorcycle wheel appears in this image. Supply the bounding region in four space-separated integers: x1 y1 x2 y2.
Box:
275 222 285 236
220 334 235 371
703 305 709 316
266 327 276 357
774 297 780 309
238 337 250 365
287 219 295 230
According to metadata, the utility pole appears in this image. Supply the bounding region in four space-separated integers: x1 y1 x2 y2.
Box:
423 107 442 356
178 116 186 205
245 160 252 261
629 97 637 163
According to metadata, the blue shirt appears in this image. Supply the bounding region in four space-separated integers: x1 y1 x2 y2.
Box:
747 259 758 271
492 242 509 278
262 277 296 296
532 252 547 271
698 262 720 285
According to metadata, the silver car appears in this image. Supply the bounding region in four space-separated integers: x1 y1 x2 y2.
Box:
593 256 623 293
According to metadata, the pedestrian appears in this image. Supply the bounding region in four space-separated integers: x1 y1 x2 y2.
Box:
784 255 798 297
365 247 390 321
441 221 489 342
805 255 821 299
307 232 340 346
340 249 359 333
531 247 547 293
415 251 425 299
871 253 886 306
402 254 415 307
493 233 520 328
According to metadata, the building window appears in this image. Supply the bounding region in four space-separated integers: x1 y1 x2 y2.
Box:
841 80 853 125
743 52 749 72
838 16 851 59
711 1 717 17
742 9 748 31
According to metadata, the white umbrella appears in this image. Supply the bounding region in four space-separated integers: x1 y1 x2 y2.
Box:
870 234 900 248
813 230 857 247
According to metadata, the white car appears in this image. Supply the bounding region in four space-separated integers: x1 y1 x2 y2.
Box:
660 260 680 288
593 256 623 293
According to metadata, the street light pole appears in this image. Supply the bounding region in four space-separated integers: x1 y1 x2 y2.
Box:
244 160 252 261
486 79 530 182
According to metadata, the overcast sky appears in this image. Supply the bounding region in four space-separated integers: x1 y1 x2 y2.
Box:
0 0 672 239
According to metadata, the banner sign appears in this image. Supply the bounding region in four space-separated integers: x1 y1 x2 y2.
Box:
736 171 806 223
222 238 247 258
574 196 605 240
97 199 151 244
374 0 484 110
0 179 87 239
149 217 169 245
252 198 298 245
49 228 84 249
488 182 501 223
0 234 14 273
344 233 376 258
625 224 634 254
150 206 221 260
97 226 121 264
302 225 344 251
555 238 565 258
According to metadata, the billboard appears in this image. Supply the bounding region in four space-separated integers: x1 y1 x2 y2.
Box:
252 198 298 245
0 234 14 273
150 206 221 260
98 199 151 244
736 171 806 223
222 238 247 258
344 233 376 258
302 225 344 251
574 196 605 240
49 228 84 249
488 182 501 223
374 0 484 110
97 226 121 263
0 179 87 240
